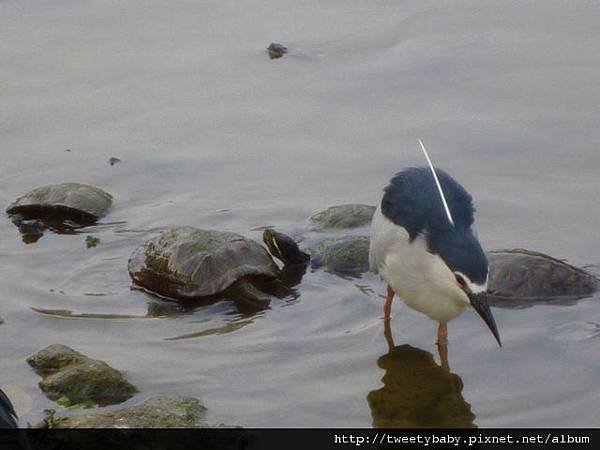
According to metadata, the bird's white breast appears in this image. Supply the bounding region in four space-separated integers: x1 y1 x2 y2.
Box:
369 205 469 323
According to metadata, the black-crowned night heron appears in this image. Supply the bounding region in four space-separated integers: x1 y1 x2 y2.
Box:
369 141 501 365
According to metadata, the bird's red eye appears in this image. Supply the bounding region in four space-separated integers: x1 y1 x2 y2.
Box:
455 274 466 288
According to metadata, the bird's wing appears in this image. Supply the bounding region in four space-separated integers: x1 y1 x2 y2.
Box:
369 204 410 272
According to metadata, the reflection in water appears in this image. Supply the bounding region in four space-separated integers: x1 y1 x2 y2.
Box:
10 212 95 244
30 271 302 339
165 317 256 340
367 321 476 428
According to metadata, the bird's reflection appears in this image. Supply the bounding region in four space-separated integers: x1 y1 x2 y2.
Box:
367 320 476 428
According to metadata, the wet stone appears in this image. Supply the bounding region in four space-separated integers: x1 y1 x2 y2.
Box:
85 236 100 248
267 42 288 59
44 396 209 428
108 157 122 166
309 235 370 276
27 344 137 406
309 204 376 230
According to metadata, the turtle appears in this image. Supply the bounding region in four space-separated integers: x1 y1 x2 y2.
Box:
6 183 113 243
487 249 599 307
127 227 310 309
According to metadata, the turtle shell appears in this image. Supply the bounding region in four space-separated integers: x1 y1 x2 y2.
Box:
6 183 112 222
488 249 598 302
128 227 279 300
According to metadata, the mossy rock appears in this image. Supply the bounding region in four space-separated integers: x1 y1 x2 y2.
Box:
309 204 375 230
27 345 137 406
309 236 370 276
48 396 209 428
26 344 88 377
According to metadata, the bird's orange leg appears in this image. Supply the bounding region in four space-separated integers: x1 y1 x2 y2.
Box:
383 314 395 351
383 285 395 321
437 322 449 371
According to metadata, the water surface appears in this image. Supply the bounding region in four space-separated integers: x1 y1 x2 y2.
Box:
1 0 599 427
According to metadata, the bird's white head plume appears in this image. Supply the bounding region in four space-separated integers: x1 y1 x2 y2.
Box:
418 139 455 226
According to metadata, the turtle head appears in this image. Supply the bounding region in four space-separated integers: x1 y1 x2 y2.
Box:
263 229 310 266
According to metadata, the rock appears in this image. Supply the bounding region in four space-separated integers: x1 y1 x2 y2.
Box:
85 236 100 248
267 43 288 59
27 344 88 376
108 157 122 166
46 396 209 428
309 204 376 230
27 344 137 406
309 236 370 276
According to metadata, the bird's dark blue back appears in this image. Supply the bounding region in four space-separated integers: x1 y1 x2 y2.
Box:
381 167 488 284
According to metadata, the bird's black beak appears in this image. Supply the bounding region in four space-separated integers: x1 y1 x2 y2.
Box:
468 292 502 347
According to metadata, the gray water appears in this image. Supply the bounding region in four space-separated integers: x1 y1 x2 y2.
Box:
1 0 599 427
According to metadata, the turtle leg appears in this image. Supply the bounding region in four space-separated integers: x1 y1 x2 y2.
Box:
383 284 395 321
437 322 450 372
228 280 272 313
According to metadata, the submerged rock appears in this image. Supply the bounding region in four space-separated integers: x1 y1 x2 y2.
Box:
309 235 370 276
309 204 375 230
27 344 137 406
6 183 113 243
267 43 288 59
46 396 209 428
